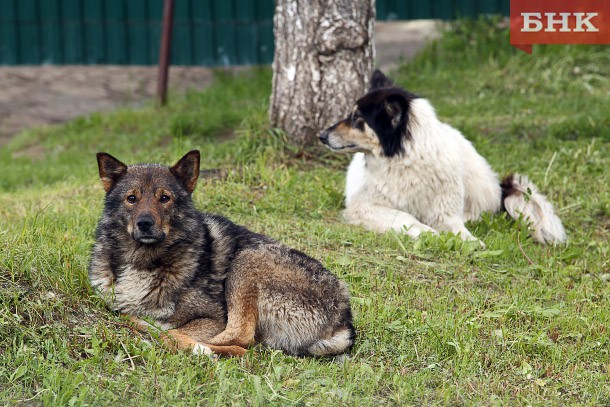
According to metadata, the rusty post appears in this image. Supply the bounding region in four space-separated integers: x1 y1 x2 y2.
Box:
157 0 175 107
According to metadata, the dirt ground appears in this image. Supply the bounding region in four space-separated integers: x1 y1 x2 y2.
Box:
0 66 216 147
0 21 438 148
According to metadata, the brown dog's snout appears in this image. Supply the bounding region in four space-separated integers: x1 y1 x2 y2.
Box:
133 213 165 244
136 215 155 232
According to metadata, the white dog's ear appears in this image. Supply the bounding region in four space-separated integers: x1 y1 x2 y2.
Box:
370 69 393 90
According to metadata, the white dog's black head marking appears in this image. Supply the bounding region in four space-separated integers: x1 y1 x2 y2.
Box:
319 70 418 157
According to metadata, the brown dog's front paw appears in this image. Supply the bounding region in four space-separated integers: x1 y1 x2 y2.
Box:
192 343 217 358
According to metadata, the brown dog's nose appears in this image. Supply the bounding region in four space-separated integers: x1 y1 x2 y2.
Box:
137 215 155 232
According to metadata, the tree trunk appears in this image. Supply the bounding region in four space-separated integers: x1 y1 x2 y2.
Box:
269 0 375 147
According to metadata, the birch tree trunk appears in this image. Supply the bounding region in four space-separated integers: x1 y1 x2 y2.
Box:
269 0 375 147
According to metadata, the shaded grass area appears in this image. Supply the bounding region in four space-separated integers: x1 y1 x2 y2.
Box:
1 19 609 405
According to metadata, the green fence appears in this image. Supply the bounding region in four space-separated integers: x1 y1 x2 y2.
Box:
377 0 508 20
0 0 508 66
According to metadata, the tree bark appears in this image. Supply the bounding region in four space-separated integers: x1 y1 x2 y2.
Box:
269 0 375 147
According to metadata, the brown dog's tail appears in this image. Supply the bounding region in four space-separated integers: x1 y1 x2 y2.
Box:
500 173 567 245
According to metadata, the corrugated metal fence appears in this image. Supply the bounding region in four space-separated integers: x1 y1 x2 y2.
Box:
0 0 507 66
378 0 508 20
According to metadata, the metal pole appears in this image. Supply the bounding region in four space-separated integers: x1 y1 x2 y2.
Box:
157 0 175 107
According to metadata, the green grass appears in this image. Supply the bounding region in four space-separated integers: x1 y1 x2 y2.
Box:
1 19 609 405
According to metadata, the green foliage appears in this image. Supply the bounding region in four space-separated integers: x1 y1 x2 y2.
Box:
397 17 610 144
1 20 609 405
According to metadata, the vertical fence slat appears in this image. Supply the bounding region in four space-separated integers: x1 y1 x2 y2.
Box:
147 0 162 66
172 0 192 65
39 0 62 64
235 0 256 65
477 0 500 15
126 0 148 64
386 0 398 20
105 0 127 64
455 0 476 18
434 0 455 20
394 1 408 20
17 0 40 63
192 0 214 66
62 0 84 64
499 0 510 17
83 0 105 64
0 0 19 65
377 0 388 21
255 0 273 66
213 0 236 66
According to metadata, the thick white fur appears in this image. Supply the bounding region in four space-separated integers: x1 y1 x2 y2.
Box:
344 98 566 245
502 174 567 244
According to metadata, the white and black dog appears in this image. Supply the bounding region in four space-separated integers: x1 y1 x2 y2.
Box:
319 70 566 245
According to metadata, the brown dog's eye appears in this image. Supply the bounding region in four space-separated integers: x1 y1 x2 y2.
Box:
126 195 137 204
159 195 171 203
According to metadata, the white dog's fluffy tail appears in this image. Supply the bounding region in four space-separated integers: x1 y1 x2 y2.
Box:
501 174 567 244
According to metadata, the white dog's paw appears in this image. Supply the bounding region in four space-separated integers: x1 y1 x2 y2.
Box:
192 343 216 357
455 230 486 249
465 237 487 249
403 224 438 238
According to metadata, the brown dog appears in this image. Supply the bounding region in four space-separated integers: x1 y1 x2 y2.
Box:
89 151 355 356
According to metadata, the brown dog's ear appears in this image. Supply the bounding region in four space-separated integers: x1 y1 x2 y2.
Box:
97 153 128 192
170 150 200 193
